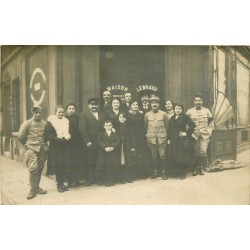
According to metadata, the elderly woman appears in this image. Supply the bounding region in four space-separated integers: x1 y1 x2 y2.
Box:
45 106 71 192
167 103 195 180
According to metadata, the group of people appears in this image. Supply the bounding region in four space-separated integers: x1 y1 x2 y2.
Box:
18 90 214 200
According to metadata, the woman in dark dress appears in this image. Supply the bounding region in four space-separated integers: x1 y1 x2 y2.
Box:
65 103 83 187
167 104 195 180
127 100 152 179
45 106 71 192
116 112 135 184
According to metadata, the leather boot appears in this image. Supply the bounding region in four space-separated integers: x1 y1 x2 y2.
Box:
201 157 209 172
27 174 37 200
36 170 47 194
56 174 65 192
192 158 200 176
151 158 158 179
199 166 205 175
193 167 199 176
160 159 168 180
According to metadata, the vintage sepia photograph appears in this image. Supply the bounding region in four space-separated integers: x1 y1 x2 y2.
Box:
1 45 249 205
1 2 249 250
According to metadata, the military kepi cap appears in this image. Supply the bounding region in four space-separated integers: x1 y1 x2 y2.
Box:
31 105 42 113
149 96 160 102
88 98 99 104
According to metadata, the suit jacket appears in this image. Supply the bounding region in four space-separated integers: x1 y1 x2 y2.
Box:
78 110 104 149
139 102 150 114
100 101 112 113
120 102 131 114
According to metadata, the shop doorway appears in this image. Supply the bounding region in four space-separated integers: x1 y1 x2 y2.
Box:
100 45 165 105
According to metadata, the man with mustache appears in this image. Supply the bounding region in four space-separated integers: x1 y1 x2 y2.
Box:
17 106 48 199
101 90 112 113
144 96 169 180
79 98 104 186
186 93 214 176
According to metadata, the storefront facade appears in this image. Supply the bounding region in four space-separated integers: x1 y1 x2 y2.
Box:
1 45 249 161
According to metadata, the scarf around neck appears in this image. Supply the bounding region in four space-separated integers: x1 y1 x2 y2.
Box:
48 115 71 140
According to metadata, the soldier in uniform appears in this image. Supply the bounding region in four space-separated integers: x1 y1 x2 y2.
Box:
17 106 48 200
186 93 214 175
144 96 169 180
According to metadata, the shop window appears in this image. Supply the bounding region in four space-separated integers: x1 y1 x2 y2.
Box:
237 62 250 128
212 47 236 129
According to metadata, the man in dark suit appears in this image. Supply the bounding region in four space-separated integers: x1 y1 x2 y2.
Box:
78 98 104 186
121 92 132 114
138 91 151 114
101 90 112 113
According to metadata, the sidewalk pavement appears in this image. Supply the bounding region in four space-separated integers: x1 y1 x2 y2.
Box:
1 148 249 205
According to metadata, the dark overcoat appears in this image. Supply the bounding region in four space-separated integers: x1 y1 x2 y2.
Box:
78 110 104 149
167 114 195 164
78 110 104 168
104 109 122 129
127 111 152 170
65 114 83 170
120 102 130 114
100 101 112 114
96 131 120 171
45 121 71 175
116 123 135 168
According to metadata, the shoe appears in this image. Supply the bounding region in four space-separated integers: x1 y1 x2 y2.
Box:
199 167 205 175
97 180 103 185
36 187 47 194
161 170 168 180
57 186 64 193
193 167 199 176
63 185 69 191
27 191 36 200
179 174 186 180
125 176 133 183
85 181 93 186
67 181 75 187
127 179 133 183
151 170 158 179
141 172 147 180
